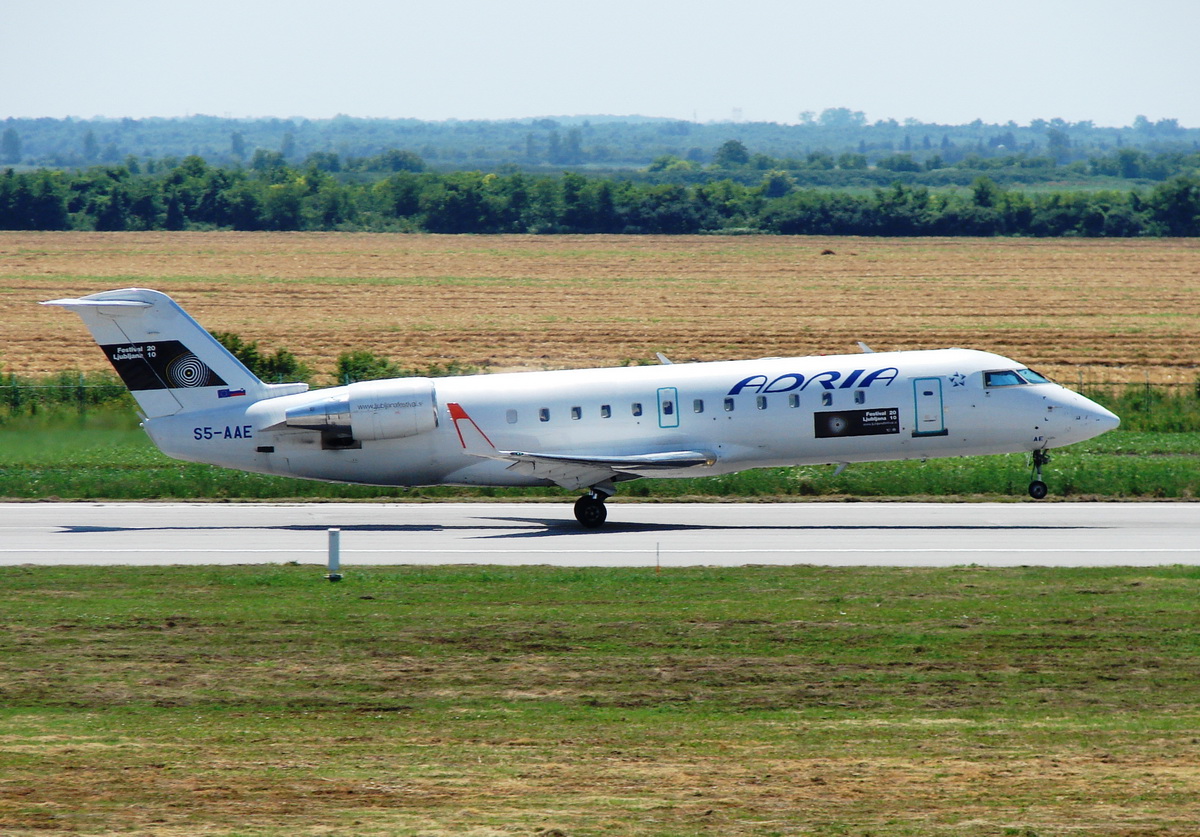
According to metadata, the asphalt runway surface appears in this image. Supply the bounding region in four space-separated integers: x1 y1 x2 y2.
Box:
2 501 1197 567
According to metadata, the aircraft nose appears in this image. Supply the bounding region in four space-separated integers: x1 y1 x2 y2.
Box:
1088 402 1121 432
1042 387 1119 445
1071 396 1120 437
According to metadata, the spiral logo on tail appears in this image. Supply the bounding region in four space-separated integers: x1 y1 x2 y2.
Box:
166 353 211 388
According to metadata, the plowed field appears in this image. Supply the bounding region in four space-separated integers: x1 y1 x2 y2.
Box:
3 232 1197 384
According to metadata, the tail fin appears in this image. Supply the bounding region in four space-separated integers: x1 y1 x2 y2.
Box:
43 288 307 417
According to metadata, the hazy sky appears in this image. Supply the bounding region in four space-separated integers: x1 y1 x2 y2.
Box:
5 0 1198 127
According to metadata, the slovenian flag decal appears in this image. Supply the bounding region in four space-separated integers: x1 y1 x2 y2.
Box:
218 388 247 398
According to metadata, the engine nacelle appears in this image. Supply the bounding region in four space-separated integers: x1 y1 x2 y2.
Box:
284 378 437 443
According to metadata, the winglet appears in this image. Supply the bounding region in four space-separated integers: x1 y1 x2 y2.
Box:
447 402 499 457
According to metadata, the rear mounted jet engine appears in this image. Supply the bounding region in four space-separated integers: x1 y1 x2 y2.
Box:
285 378 437 449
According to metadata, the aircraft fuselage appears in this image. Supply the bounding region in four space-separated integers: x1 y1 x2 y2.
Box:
143 347 1118 489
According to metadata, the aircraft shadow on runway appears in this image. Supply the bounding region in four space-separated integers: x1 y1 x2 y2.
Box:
59 516 1094 539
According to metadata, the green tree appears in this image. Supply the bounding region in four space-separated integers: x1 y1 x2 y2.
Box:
873 182 935 234
1115 148 1146 179
220 181 265 230
82 130 99 162
563 128 584 165
1147 175 1200 236
94 187 130 231
125 180 163 230
336 349 403 383
1 128 20 164
213 332 312 382
305 151 341 173
1046 128 1071 163
420 172 503 233
370 149 425 172
647 155 697 173
971 176 1001 208
877 153 921 173
250 149 287 177
164 190 185 230
713 139 750 168
818 107 866 127
760 170 795 198
260 180 305 230
373 171 424 219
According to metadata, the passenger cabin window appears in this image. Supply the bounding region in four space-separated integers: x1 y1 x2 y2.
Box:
821 392 833 407
600 404 612 418
985 370 1025 387
631 403 643 416
724 397 735 412
506 409 518 424
539 408 550 422
662 400 674 416
854 390 865 404
756 395 767 410
788 394 799 408
571 406 582 420
693 399 704 413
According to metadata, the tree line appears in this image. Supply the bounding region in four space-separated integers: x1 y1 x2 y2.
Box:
3 111 1197 172
2 157 1199 236
655 139 1200 189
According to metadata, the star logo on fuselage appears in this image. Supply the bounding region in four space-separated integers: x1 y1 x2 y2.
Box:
949 372 967 387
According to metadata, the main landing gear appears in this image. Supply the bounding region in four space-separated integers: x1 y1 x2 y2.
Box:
574 484 614 528
1029 449 1051 500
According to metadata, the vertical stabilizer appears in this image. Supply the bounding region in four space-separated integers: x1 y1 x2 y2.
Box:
43 288 305 417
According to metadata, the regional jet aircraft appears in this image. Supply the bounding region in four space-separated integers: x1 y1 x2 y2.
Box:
46 289 1120 527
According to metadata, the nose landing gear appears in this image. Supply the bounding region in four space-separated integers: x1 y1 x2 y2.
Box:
1029 449 1051 499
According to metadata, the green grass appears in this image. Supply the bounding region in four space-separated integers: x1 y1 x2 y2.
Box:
2 565 1200 835
1 406 1196 500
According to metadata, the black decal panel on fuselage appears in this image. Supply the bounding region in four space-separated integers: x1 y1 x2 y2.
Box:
814 408 901 439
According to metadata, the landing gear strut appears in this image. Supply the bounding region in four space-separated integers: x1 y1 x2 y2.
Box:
1028 449 1050 500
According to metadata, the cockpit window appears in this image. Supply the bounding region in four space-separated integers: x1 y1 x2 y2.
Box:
984 370 1026 387
1018 368 1051 384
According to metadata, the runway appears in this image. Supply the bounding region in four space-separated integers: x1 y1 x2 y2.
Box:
1 501 1197 567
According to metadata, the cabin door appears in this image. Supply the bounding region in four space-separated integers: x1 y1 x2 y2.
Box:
912 377 948 437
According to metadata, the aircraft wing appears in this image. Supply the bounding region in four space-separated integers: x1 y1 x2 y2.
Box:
447 402 716 490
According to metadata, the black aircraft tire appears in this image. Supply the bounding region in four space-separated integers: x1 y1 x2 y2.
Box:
1028 480 1049 500
574 496 608 528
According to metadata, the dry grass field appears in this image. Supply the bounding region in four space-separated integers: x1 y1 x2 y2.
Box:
2 231 1197 385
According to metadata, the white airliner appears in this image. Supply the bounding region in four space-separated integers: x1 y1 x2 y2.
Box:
46 288 1120 527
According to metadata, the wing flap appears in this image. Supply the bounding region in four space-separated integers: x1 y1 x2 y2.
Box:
500 449 716 490
505 449 716 473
